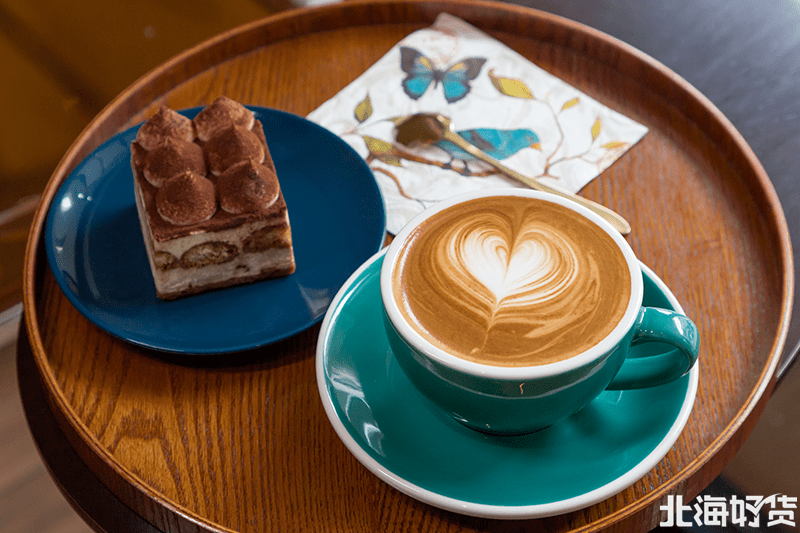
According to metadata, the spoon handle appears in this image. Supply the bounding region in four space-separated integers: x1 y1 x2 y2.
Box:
443 130 632 235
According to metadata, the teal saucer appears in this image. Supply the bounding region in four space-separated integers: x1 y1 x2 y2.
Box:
316 250 698 519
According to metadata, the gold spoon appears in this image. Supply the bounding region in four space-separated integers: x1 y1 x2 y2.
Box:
394 113 632 236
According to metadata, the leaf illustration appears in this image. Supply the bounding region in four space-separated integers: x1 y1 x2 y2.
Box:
363 136 402 166
561 97 580 111
489 68 533 99
602 141 628 150
591 118 602 141
354 94 372 123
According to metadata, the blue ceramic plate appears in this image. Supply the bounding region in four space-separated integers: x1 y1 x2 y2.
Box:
45 107 386 354
316 250 699 519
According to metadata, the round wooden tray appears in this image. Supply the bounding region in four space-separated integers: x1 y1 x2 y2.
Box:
22 1 793 532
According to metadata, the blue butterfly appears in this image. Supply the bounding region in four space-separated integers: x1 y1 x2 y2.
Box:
400 47 486 104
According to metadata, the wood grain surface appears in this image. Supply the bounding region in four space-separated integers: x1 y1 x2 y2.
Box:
21 1 793 532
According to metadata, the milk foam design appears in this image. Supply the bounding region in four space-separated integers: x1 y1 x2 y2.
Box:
394 197 631 366
458 225 578 311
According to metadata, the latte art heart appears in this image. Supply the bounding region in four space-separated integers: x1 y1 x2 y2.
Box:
459 226 578 307
393 197 631 366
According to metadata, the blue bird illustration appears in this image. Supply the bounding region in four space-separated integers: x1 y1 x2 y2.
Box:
435 128 541 168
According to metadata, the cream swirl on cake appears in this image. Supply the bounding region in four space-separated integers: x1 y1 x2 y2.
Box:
393 196 631 366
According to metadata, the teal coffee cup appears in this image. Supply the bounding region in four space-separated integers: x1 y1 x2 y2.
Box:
380 189 699 435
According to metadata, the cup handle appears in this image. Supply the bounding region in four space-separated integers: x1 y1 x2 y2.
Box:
607 307 699 390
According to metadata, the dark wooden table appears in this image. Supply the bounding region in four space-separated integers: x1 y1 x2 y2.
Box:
17 1 798 532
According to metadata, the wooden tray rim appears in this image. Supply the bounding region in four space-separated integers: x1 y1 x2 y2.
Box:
21 1 795 531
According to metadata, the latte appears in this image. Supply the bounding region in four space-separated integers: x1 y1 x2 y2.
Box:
391 196 631 367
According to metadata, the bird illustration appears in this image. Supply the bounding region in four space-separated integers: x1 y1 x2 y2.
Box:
434 128 541 171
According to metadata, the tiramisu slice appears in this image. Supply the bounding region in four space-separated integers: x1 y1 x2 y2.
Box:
131 97 295 300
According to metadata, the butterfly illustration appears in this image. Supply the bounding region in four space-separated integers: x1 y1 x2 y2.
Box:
400 46 487 104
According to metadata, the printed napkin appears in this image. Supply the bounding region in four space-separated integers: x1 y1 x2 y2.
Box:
307 13 648 235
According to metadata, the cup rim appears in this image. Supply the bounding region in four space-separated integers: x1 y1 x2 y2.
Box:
380 188 644 380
